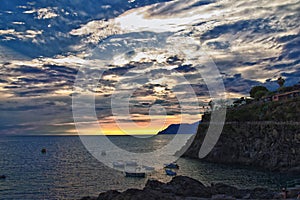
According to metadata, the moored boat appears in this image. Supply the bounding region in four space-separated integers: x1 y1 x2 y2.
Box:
125 161 138 166
125 171 146 178
142 165 155 171
165 169 176 176
164 163 179 169
113 161 125 168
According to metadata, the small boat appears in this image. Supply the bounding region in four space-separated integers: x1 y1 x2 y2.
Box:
125 161 138 166
142 165 155 171
125 171 146 178
41 148 46 154
113 161 125 168
164 163 179 169
165 169 176 176
124 164 146 178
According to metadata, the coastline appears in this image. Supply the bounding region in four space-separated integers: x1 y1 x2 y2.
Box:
81 99 300 200
81 176 298 200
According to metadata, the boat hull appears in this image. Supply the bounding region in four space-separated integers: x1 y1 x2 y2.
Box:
125 172 146 178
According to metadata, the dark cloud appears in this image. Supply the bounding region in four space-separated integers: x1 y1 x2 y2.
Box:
0 79 8 83
0 96 74 134
4 85 21 89
103 64 135 76
44 64 78 75
0 63 79 97
16 88 57 97
276 34 298 43
223 74 261 94
16 77 50 84
281 70 300 86
200 17 282 41
12 65 44 74
175 64 196 73
174 84 209 96
166 55 183 65
147 0 215 16
267 61 295 70
48 73 75 81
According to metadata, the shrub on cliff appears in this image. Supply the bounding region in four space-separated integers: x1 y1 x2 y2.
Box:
249 86 269 100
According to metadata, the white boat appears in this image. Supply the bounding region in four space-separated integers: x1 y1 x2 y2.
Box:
142 165 155 171
124 166 146 178
113 161 125 168
125 161 138 166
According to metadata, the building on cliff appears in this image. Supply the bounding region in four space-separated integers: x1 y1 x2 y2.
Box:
272 90 300 101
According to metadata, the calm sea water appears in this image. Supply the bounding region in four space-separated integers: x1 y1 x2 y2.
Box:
0 135 294 200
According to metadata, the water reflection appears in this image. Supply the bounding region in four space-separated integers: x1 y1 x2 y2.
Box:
0 135 294 199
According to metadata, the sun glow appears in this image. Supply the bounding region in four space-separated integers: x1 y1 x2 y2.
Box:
99 114 182 135
67 113 202 135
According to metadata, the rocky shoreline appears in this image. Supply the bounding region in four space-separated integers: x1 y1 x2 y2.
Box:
80 176 293 200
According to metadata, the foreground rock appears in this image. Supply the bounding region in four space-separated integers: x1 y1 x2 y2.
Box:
81 176 285 200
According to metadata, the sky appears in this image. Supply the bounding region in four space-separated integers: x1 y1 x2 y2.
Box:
0 0 299 135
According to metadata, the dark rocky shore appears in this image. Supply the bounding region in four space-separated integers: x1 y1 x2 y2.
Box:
81 176 289 200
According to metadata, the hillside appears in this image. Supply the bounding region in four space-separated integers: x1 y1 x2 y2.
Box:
183 97 300 173
157 121 199 135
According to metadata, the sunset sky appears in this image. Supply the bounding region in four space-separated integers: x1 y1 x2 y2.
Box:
0 0 299 135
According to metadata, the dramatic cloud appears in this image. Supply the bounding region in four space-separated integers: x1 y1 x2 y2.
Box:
0 0 299 135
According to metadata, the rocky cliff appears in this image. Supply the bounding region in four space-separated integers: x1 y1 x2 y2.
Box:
183 98 300 173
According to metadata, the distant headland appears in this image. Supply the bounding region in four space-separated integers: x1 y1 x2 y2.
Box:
157 121 199 135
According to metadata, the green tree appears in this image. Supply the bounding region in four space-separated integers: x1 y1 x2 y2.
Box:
249 86 269 99
254 90 268 100
277 77 285 88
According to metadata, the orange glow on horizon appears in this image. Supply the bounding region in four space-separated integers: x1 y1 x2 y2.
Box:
65 114 202 135
100 115 182 135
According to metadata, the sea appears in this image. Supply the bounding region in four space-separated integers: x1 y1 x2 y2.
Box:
0 135 295 200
